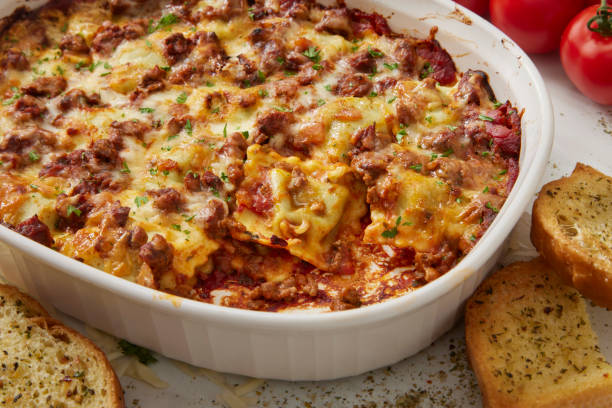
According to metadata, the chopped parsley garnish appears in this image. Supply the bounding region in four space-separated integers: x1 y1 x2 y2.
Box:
103 62 112 69
28 151 40 162
145 40 152 48
410 164 422 172
313 63 322 70
387 96 397 104
160 66 171 71
242 130 249 139
182 214 195 221
211 107 220 113
258 89 268 97
324 84 332 92
149 167 158 175
66 205 81 217
470 234 476 242
247 7 255 20
167 134 178 141
210 187 220 197
430 153 438 161
120 162 131 173
492 169 508 180
368 66 377 79
441 148 454 157
222 123 227 138
483 186 489 193
257 70 266 82
478 114 494 122
220 172 229 182
176 92 187 104
396 128 407 142
447 125 458 131
206 81 215 87
139 107 154 114
381 229 397 239
420 62 434 79
303 46 321 63
381 216 402 238
367 46 383 58
485 202 499 213
493 101 502 108
424 116 432 124
368 91 378 97
88 61 101 72
383 62 399 70
118 339 157 365
317 99 326 106
284 70 296 77
185 119 193 136
276 56 285 64
162 170 170 176
2 87 21 106
56 65 65 76
134 196 148 208
273 106 292 112
171 224 181 231
32 66 46 76
149 13 179 33
481 151 491 157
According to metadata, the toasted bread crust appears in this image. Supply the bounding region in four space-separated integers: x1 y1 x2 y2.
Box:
465 259 612 408
531 163 612 308
0 283 50 318
0 284 125 407
45 318 125 408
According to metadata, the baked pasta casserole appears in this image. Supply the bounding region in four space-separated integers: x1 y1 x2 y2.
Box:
0 0 521 311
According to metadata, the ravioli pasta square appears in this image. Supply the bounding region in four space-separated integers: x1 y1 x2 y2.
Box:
233 145 365 271
364 162 468 252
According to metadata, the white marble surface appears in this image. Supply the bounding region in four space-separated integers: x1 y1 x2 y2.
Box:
2 52 611 408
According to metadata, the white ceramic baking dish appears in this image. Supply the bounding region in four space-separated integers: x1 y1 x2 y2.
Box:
0 0 553 381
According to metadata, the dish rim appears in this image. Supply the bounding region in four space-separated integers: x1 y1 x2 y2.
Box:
0 0 553 330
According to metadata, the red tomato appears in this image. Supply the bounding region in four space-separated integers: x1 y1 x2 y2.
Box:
453 0 489 16
560 5 612 105
490 0 584 53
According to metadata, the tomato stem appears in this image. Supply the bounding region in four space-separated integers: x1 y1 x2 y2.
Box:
588 0 612 37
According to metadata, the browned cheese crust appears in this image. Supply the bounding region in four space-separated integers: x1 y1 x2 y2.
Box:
0 0 521 311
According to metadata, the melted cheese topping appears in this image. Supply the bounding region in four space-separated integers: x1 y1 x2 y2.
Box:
0 0 521 311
